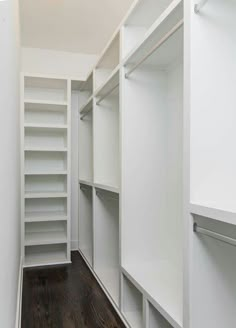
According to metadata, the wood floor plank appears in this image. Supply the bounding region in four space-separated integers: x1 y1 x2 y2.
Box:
21 251 125 328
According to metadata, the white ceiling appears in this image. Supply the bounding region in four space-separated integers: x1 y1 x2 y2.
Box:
20 0 135 55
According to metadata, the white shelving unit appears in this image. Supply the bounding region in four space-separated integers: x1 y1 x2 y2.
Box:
21 75 71 267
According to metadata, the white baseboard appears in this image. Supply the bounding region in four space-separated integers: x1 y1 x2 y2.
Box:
15 257 23 328
71 240 78 250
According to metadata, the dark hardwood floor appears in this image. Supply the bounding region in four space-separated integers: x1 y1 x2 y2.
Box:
21 251 125 328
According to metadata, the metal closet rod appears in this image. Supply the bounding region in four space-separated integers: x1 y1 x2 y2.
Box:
80 107 92 120
96 190 118 201
125 19 184 79
194 0 208 13
80 185 91 192
193 223 236 247
96 83 119 105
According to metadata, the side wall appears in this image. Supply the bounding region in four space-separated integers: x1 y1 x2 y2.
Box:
0 0 21 327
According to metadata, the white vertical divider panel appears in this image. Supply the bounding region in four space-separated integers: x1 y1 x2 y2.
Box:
20 73 25 261
67 79 72 260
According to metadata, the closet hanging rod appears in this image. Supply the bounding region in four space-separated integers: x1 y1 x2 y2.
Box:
125 19 184 79
96 190 118 201
96 83 119 105
80 107 92 120
194 0 208 13
193 223 236 247
80 186 91 192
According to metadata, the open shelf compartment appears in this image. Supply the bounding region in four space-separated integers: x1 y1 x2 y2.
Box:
121 273 143 328
24 243 68 267
121 18 183 328
94 188 119 306
25 150 67 173
25 127 67 149
24 76 67 103
24 102 67 125
79 184 93 266
25 221 67 246
94 32 120 91
191 214 236 328
94 78 119 189
25 175 67 194
25 198 67 222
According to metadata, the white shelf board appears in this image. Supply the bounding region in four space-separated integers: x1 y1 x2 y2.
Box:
122 262 182 328
24 99 68 106
79 179 94 187
24 147 68 152
94 182 119 194
24 171 67 175
24 192 68 199
190 203 236 226
79 95 93 114
24 250 68 267
123 0 183 67
25 231 67 246
96 267 119 305
25 211 68 222
24 123 68 129
94 65 120 97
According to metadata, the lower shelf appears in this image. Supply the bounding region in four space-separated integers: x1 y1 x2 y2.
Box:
25 210 68 222
122 261 182 328
24 243 68 267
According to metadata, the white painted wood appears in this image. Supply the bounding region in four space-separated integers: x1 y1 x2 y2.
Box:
121 21 184 326
191 215 236 328
22 75 71 266
94 87 120 189
79 185 93 266
122 274 143 328
148 302 173 328
190 0 236 214
94 190 120 305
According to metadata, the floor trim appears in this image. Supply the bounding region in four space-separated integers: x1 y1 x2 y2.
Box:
15 257 23 328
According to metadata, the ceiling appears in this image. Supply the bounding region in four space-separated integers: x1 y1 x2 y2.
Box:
20 0 135 55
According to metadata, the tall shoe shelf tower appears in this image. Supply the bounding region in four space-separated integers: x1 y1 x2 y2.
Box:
21 75 71 267
78 0 236 327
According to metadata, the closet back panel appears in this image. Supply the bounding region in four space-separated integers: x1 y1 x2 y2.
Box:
25 175 67 193
25 128 67 148
25 103 67 124
25 198 67 216
25 152 67 172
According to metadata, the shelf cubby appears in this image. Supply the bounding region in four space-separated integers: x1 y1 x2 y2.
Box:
121 274 143 328
25 151 67 173
121 19 183 328
79 184 93 266
25 198 67 222
94 189 119 305
24 76 67 103
24 102 67 125
94 81 119 189
24 127 67 149
148 302 172 328
190 0 236 216
94 32 120 91
24 243 68 267
25 175 67 194
75 73 93 110
122 0 180 59
191 214 236 328
25 221 67 246
79 104 93 183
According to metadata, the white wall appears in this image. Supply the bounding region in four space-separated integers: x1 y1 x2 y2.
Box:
0 0 21 327
21 47 98 80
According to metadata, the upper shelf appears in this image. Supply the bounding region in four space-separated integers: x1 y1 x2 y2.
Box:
123 0 183 69
94 67 119 101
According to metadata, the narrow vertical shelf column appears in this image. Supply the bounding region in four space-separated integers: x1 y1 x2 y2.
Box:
21 75 71 267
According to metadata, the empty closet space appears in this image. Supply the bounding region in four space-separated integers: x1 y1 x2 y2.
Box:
121 0 176 59
121 274 143 328
190 0 236 214
79 184 93 266
94 32 120 91
94 71 120 190
191 215 236 328
94 188 119 306
121 2 183 327
22 75 71 267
